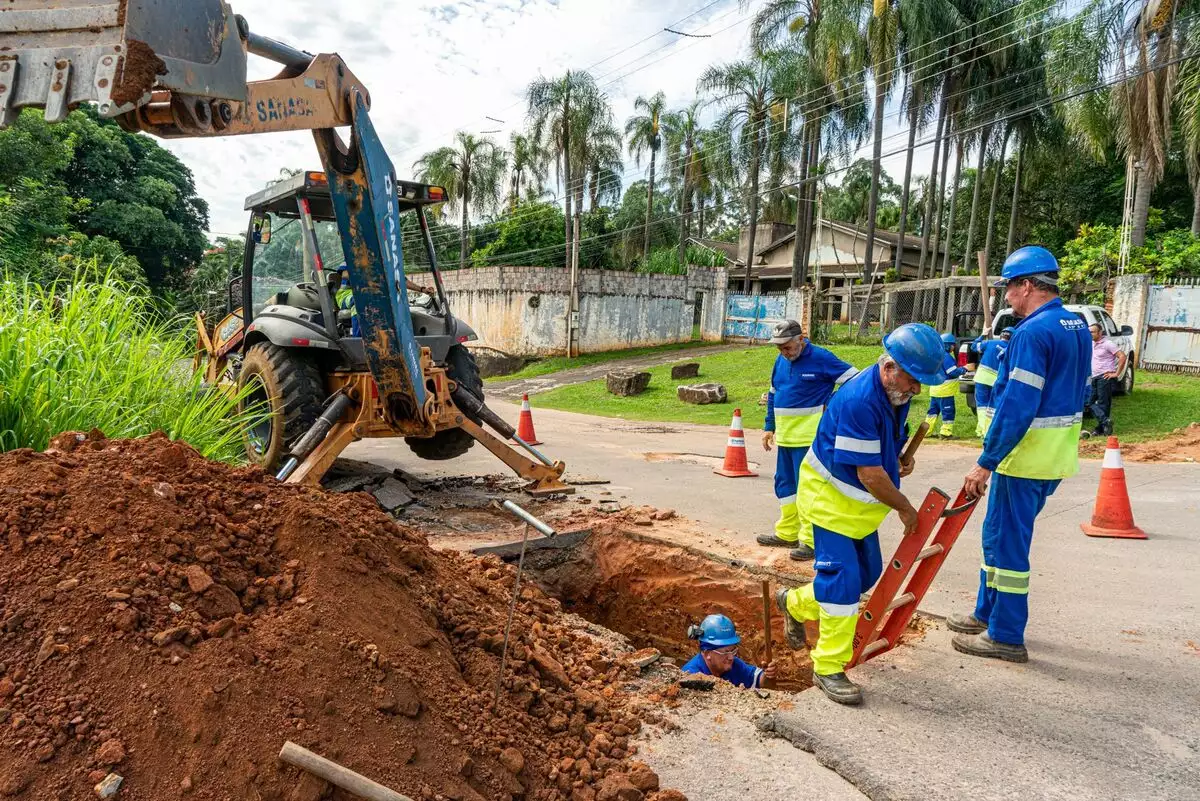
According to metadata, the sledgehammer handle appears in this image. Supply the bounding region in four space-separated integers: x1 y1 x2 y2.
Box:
279 741 413 801
901 421 930 463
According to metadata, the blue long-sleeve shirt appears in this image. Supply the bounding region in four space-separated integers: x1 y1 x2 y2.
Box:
764 342 858 447
979 298 1092 479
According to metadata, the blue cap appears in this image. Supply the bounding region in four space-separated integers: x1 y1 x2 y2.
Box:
691 614 740 648
883 323 947 385
995 246 1059 287
941 333 956 345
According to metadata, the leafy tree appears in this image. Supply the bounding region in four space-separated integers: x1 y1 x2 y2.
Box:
472 202 566 268
612 181 677 268
824 160 900 225
414 132 508 268
625 91 670 263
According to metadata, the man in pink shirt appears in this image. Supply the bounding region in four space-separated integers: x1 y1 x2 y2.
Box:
1084 323 1126 437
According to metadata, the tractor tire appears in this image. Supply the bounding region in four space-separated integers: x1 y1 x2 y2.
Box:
238 343 326 472
405 345 482 461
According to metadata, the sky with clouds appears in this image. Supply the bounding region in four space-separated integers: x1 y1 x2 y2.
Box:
164 0 934 237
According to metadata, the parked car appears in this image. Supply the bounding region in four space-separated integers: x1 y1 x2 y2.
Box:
958 304 1136 412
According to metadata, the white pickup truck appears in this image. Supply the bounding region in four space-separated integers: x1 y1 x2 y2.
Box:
959 304 1136 411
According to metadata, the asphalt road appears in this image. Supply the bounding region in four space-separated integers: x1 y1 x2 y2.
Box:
347 400 1200 801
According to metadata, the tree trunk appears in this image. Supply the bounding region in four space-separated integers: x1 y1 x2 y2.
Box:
940 138 964 278
858 77 887 336
918 88 948 280
1192 178 1200 237
678 139 693 267
930 117 954 278
894 87 920 278
1006 140 1024 256
983 128 1011 269
744 119 764 293
961 124 991 272
791 119 812 286
1131 148 1153 247
799 119 822 281
460 164 470 268
562 88 572 263
644 143 657 264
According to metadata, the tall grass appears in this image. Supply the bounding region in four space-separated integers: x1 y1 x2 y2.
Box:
0 271 248 461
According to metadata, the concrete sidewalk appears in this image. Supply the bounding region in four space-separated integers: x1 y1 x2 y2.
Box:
348 406 1200 800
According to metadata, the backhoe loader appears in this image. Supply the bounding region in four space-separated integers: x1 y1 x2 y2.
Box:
0 0 570 494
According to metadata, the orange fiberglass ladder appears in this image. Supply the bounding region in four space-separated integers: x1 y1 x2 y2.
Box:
848 487 980 668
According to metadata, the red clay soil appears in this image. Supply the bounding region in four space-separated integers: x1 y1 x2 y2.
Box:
1116 423 1200 463
0 432 682 801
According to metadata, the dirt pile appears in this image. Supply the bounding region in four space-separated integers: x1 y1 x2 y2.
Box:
1116 423 1200 463
0 431 683 801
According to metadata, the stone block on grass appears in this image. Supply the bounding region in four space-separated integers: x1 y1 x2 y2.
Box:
676 383 727 405
670 362 700 380
606 371 651 397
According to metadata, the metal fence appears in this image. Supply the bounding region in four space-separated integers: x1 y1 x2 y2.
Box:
880 276 993 336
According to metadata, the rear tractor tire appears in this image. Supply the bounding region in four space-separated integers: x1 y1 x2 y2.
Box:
405 345 482 461
238 343 327 472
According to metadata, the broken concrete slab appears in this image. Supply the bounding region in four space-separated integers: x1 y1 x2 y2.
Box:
606 371 651 397
676 383 727 405
371 477 416 512
670 362 700 380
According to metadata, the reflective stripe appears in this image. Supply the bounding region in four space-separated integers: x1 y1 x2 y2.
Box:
975 365 999 387
803 451 881 505
982 564 1030 595
818 601 859 617
1102 447 1124 469
774 405 825 416
834 435 881 454
1028 413 1083 429
1010 367 1046 390
779 494 797 506
835 367 859 385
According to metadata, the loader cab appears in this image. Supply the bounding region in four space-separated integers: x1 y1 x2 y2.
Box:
232 170 470 369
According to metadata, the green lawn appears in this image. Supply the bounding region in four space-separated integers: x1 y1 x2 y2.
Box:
486 340 725 383
531 344 1200 445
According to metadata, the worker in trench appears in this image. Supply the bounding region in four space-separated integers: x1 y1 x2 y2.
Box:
758 319 859 561
681 614 776 689
949 247 1090 663
775 323 946 705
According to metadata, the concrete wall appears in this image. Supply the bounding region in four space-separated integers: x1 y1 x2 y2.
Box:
1111 274 1152 363
411 265 728 357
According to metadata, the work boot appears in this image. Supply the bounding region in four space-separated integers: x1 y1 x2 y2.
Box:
756 533 796 548
951 632 1029 663
812 671 863 705
775 588 807 649
789 543 815 561
945 612 986 634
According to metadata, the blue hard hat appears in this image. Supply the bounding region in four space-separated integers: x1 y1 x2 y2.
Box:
691 614 740 649
940 333 956 345
883 323 946 385
996 246 1059 286
1000 326 1015 338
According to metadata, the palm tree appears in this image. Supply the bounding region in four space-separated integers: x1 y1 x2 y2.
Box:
527 71 604 259
576 114 622 214
1048 0 1187 246
625 91 670 264
861 0 901 291
700 51 799 291
507 132 546 209
413 132 507 268
665 101 706 265
1174 16 1200 235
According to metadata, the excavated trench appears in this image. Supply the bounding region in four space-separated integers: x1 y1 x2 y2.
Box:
508 527 817 690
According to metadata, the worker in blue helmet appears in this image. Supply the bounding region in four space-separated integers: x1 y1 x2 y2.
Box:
775 323 944 704
681 614 776 689
925 333 967 438
973 327 1014 437
950 246 1090 664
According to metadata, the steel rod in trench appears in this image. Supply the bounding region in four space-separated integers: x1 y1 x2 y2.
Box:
494 522 532 711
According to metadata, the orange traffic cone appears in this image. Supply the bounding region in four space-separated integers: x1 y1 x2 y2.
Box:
512 394 542 445
1081 436 1146 540
714 408 758 478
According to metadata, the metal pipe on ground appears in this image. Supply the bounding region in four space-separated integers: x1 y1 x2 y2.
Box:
278 741 413 801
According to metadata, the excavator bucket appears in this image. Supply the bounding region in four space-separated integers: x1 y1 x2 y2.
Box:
0 0 248 125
